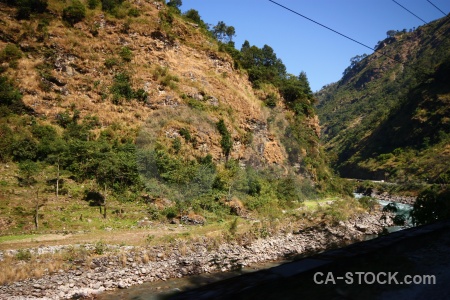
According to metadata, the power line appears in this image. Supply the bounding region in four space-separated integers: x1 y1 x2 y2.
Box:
391 0 427 24
426 0 447 16
268 0 374 52
267 0 404 65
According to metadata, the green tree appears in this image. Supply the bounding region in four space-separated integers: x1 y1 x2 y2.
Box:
12 136 38 161
183 9 205 27
18 160 40 186
14 0 48 20
212 21 235 43
216 119 232 159
167 0 182 13
167 0 182 8
279 72 314 115
239 42 286 87
0 75 25 115
62 0 86 26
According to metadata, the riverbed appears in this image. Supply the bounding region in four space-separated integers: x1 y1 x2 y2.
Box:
97 198 414 300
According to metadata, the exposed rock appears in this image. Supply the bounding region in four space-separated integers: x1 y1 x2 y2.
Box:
180 214 205 225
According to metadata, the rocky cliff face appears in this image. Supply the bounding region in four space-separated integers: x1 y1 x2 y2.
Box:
0 0 326 172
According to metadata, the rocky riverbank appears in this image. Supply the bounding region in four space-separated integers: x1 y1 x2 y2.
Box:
355 186 417 205
371 192 416 205
0 210 394 300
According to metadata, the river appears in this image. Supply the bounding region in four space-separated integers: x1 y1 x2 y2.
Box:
95 195 414 299
96 259 289 300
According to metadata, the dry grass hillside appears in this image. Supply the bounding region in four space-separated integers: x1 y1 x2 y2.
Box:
0 1 287 163
0 0 344 239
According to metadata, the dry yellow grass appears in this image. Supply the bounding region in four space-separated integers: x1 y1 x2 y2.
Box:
0 252 67 285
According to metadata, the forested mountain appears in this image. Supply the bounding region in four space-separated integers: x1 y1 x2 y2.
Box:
316 15 450 184
0 0 344 232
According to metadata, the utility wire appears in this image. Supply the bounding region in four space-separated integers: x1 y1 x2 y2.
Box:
268 0 374 52
426 0 447 16
267 0 404 65
391 0 427 24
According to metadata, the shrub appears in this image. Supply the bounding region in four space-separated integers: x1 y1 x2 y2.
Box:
15 0 48 20
101 0 123 13
55 110 73 128
171 137 181 154
162 206 178 219
12 138 38 161
104 57 119 69
152 66 179 89
216 119 232 158
128 7 140 17
87 0 99 9
411 186 450 225
179 128 191 142
265 93 277 107
358 196 377 211
134 88 148 102
119 47 133 62
0 76 23 114
62 0 86 26
16 249 32 261
0 44 22 65
93 241 106 255
110 72 133 103
183 9 203 26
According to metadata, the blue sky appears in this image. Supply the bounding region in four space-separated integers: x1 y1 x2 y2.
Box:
180 0 449 91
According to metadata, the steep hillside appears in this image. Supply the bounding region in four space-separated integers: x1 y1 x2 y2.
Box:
0 0 342 233
316 15 450 183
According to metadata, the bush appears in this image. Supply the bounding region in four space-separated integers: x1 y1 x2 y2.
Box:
16 249 32 261
128 7 140 17
216 119 232 158
12 137 38 161
110 72 133 103
101 0 123 12
0 76 24 115
87 0 99 9
152 66 179 89
119 46 133 62
0 44 22 65
104 57 119 68
179 128 191 142
14 0 48 20
358 196 377 211
162 206 178 219
62 0 86 26
265 93 277 107
411 186 450 225
183 9 206 28
93 241 106 255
